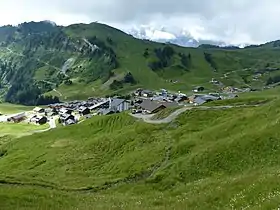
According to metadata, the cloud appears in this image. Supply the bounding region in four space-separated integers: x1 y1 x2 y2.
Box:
0 0 280 45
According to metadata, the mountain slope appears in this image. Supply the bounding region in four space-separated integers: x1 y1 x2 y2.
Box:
1 96 280 209
1 21 280 104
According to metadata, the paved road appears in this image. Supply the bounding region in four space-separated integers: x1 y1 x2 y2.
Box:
31 117 57 134
49 117 57 129
130 104 260 124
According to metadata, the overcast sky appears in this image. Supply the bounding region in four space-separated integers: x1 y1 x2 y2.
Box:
0 0 279 45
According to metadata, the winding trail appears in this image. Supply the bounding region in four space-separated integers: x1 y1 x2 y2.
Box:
53 89 63 97
131 104 260 124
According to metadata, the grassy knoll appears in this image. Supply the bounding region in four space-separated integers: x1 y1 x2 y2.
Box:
0 103 33 114
2 99 280 208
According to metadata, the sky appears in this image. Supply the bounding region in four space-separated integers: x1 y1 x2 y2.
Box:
0 0 280 45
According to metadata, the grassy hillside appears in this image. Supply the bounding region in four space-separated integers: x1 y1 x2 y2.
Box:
2 21 280 104
1 96 280 209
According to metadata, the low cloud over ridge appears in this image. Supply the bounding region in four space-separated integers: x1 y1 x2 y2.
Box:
0 0 280 45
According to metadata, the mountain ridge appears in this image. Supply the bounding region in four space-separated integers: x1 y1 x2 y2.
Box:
0 21 280 105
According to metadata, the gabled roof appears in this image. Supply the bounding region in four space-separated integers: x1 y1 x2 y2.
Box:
139 100 166 112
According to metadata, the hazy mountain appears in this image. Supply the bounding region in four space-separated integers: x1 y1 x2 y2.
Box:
127 25 246 48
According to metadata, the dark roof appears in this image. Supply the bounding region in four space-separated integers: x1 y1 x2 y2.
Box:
110 99 126 108
139 100 166 112
34 116 47 122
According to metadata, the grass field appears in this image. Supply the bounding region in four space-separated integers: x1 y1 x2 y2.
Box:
0 123 49 138
0 103 34 114
1 97 280 209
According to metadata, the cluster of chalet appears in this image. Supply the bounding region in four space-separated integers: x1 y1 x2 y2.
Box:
49 98 129 113
4 111 48 125
46 97 131 126
132 88 188 114
131 88 239 114
58 108 76 126
31 107 58 125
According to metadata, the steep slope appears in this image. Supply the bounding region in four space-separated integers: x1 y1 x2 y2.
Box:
1 21 280 104
0 21 118 104
1 97 280 209
55 23 280 98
